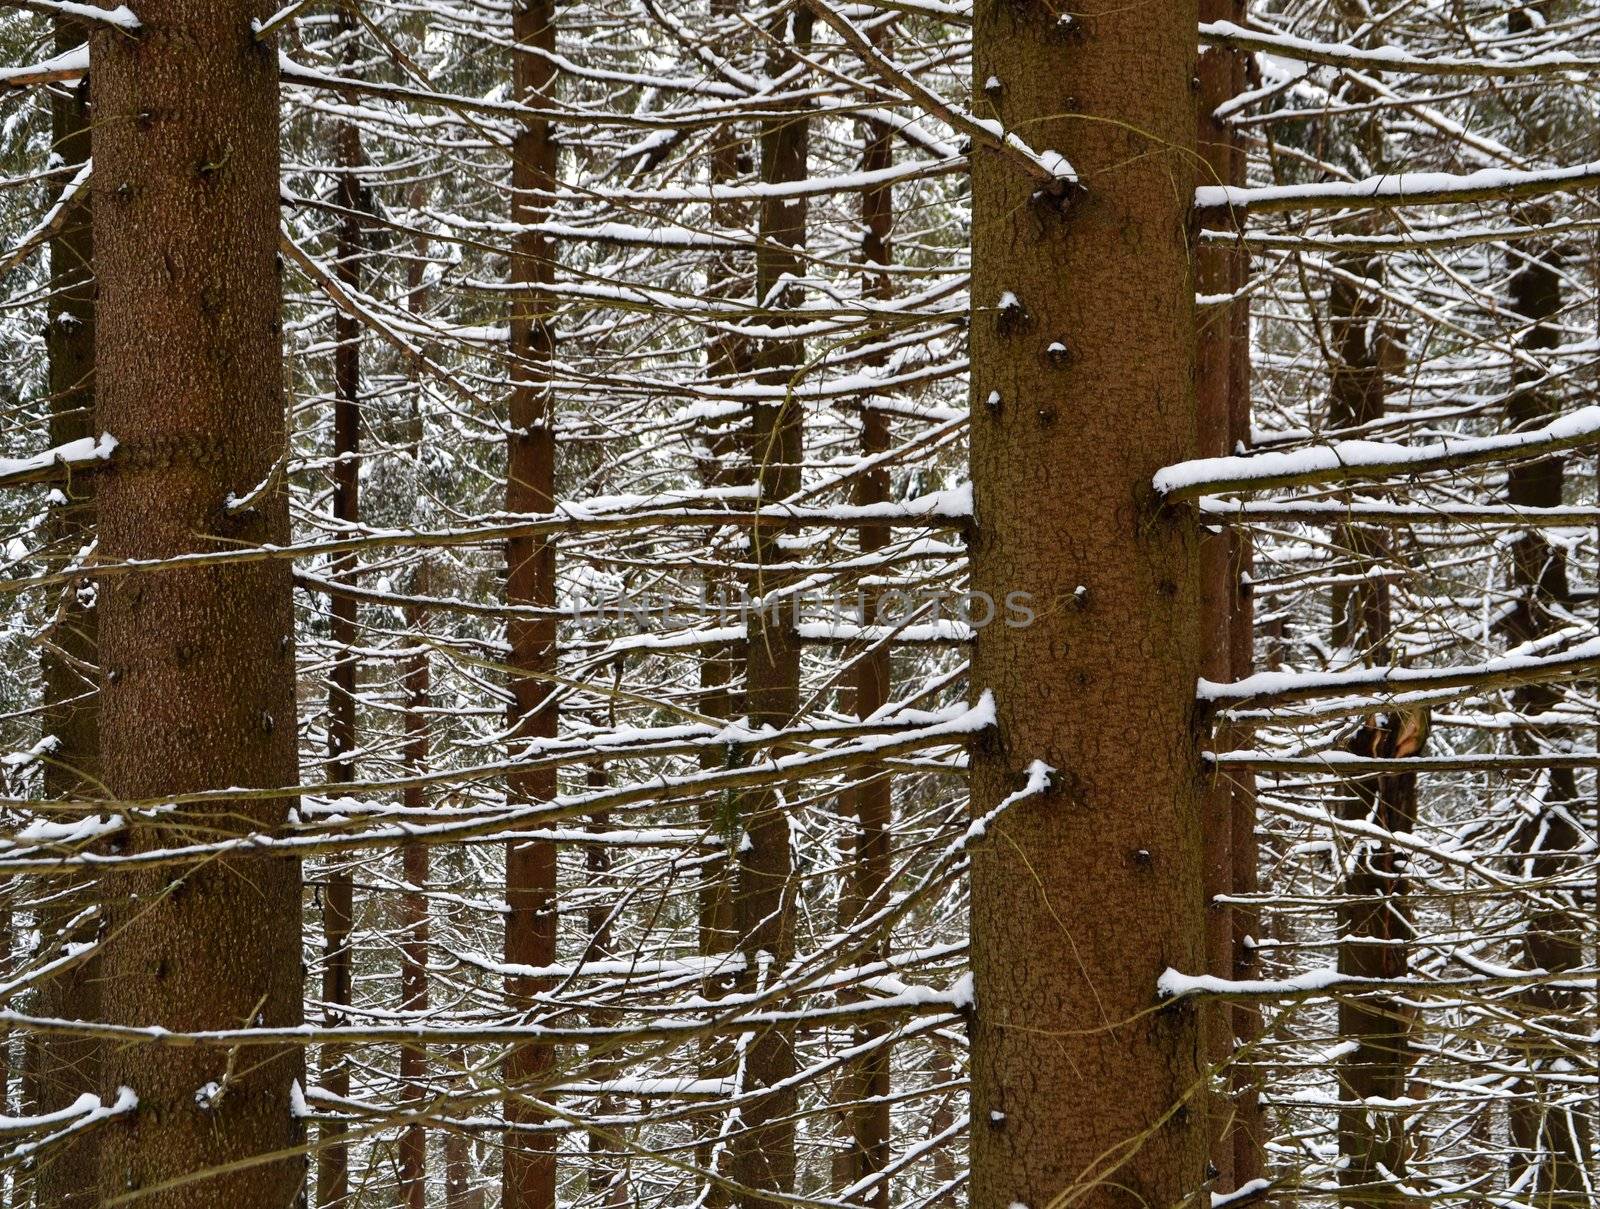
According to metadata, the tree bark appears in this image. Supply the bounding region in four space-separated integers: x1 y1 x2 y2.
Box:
729 9 812 1201
695 48 750 1199
833 100 894 1209
1335 711 1427 1208
1498 19 1590 1181
394 196 434 1209
967 2 1208 1207
503 2 561 1207
89 4 304 1204
35 20 101 1207
1195 0 1255 1190
319 25 364 1203
397 580 431 1209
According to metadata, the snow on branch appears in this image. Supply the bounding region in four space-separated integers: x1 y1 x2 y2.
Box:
10 0 139 31
0 1087 137 1165
805 0 1076 190
1157 966 1594 1003
1197 498 1600 526
1200 637 1600 712
1196 160 1600 219
0 161 91 279
1200 19 1600 78
0 44 89 90
1211 749 1600 774
1155 405 1600 502
0 433 117 491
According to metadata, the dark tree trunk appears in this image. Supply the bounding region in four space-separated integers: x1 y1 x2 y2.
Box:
35 20 101 1207
89 3 304 1204
967 2 1209 1207
397 582 431 1209
1499 97 1591 1197
694 44 750 1197
319 26 365 1203
833 101 894 1209
728 10 812 1203
503 2 561 1206
1196 0 1261 1189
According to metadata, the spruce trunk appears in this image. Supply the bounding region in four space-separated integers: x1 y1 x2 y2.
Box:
967 2 1208 1206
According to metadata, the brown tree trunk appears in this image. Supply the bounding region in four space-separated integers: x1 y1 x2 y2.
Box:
89 4 304 1205
585 769 630 1209
319 33 365 1204
1335 711 1427 1208
728 10 812 1202
397 187 434 1209
695 52 750 1200
444 1047 476 1209
35 20 101 1207
1195 0 1260 1190
1499 172 1591 1209
503 2 561 1206
397 582 431 1209
833 103 894 1209
1497 13 1591 1202
967 2 1208 1207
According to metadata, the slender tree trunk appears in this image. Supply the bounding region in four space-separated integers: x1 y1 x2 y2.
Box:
1319 26 1420 1198
504 2 561 1206
695 61 751 1202
35 21 100 1207
1196 0 1261 1189
319 32 365 1205
1496 11 1591 1201
397 579 431 1209
1500 193 1591 1209
89 4 304 1205
1335 710 1427 1208
585 768 630 1208
396 184 434 1209
926 1036 957 1207
967 3 1208 1208
833 103 894 1209
728 10 812 1202
444 1046 475 1209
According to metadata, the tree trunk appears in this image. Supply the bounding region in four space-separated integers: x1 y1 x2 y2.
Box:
319 31 365 1204
1195 0 1261 1189
833 102 894 1209
1335 711 1427 1208
35 21 101 1207
503 2 561 1206
728 9 812 1203
695 47 750 1198
1499 152 1591 1209
397 185 434 1209
967 2 1208 1207
89 4 304 1205
397 579 431 1209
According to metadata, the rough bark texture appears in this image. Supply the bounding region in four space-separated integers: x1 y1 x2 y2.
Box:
967 2 1208 1207
503 1 561 1205
34 23 101 1207
89 4 305 1204
728 10 812 1201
